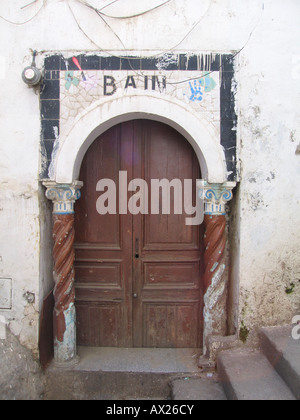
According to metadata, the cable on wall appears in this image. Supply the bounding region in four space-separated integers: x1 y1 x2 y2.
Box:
0 0 45 25
77 0 173 20
68 0 213 61
1 0 264 88
21 0 40 9
98 0 121 12
69 0 264 87
67 0 143 77
168 8 263 86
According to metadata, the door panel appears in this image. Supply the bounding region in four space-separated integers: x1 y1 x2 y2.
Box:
74 123 134 347
75 120 203 348
143 303 200 348
132 121 203 348
76 302 122 347
142 121 199 250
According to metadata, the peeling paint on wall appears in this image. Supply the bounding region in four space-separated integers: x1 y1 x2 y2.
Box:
0 278 12 309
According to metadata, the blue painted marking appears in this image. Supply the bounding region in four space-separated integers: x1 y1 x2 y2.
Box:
189 80 203 102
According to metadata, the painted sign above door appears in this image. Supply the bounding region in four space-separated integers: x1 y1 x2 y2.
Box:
40 53 237 181
60 69 220 134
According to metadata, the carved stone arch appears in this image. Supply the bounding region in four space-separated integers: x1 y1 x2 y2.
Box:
50 94 227 185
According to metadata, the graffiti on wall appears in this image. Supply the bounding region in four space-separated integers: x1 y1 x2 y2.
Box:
188 73 217 102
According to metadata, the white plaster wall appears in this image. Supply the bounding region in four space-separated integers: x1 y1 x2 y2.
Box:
234 0 300 342
0 0 299 352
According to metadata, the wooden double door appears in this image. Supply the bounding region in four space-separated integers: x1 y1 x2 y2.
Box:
74 120 204 348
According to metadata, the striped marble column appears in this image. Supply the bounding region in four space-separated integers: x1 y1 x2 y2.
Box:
44 181 83 366
198 181 236 355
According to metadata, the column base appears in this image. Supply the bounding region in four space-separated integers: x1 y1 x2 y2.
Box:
52 355 80 369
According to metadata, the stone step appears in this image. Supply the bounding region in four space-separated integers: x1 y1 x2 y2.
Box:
171 376 227 400
43 347 202 400
260 325 300 400
44 370 174 400
217 349 296 400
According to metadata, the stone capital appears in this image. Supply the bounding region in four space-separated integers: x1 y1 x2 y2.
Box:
43 181 83 215
197 181 236 216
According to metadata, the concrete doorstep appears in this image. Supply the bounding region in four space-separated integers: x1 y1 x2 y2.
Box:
44 347 203 400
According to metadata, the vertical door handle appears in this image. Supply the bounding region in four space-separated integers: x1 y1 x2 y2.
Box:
135 238 139 259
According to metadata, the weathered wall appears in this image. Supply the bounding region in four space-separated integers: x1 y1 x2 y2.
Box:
232 0 300 344
0 0 299 365
0 326 43 400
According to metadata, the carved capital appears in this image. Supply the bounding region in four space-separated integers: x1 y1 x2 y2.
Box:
198 181 236 215
43 181 83 215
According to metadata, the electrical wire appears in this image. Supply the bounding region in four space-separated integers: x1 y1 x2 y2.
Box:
0 0 45 25
73 0 173 60
96 10 127 50
68 0 164 78
68 0 216 85
68 0 212 61
21 0 39 10
2 0 261 89
77 0 173 20
68 0 263 87
88 7 148 79
68 0 212 86
68 0 143 78
98 0 121 12
67 0 109 52
168 13 261 86
68 0 146 76
170 0 265 86
163 0 212 52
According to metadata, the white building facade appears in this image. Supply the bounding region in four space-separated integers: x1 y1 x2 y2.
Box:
0 0 299 374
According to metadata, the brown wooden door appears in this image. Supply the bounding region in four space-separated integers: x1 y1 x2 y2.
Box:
74 120 203 348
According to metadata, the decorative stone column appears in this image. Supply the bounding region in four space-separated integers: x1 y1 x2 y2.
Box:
43 181 83 366
198 181 236 356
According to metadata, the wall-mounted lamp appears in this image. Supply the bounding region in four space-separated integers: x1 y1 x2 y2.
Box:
22 50 42 87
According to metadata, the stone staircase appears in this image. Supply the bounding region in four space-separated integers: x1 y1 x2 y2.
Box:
171 325 300 400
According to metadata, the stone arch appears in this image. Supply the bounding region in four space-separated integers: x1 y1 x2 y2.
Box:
50 93 227 184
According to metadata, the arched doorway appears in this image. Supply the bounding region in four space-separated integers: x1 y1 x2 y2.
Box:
74 119 204 348
43 96 236 364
